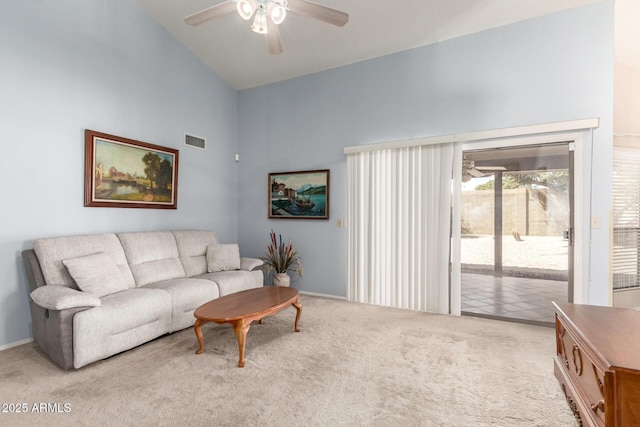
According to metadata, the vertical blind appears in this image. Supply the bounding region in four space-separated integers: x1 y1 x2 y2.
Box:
613 145 640 290
347 143 459 314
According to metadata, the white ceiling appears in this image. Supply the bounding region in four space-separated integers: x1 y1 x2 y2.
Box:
136 0 621 90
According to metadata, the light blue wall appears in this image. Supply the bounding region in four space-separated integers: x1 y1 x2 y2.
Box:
0 0 238 347
237 2 614 303
0 0 615 349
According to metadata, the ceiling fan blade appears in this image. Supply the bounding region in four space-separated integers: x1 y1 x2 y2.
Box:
475 166 507 171
467 169 486 178
184 0 237 26
287 0 349 27
265 18 284 54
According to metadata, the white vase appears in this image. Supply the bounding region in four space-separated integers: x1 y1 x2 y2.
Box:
273 272 291 287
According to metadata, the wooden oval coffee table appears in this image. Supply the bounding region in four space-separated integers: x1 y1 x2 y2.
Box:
193 286 302 367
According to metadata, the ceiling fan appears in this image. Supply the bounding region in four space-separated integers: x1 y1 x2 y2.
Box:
462 158 507 182
184 0 349 55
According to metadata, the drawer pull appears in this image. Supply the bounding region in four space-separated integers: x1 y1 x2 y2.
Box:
572 345 583 376
590 400 605 414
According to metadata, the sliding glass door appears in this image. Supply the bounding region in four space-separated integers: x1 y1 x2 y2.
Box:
460 143 572 325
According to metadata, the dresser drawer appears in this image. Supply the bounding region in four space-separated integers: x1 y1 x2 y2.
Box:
555 357 600 427
556 316 606 425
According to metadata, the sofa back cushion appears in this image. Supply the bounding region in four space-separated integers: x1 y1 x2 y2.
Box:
117 231 186 287
172 230 218 277
33 234 135 290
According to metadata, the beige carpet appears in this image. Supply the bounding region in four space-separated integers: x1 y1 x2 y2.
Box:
0 295 576 426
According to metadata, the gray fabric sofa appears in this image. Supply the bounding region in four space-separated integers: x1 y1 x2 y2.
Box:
21 230 263 369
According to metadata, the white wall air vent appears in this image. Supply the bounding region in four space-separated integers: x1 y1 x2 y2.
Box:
184 133 206 150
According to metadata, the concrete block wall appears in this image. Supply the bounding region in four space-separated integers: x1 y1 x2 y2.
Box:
461 188 569 236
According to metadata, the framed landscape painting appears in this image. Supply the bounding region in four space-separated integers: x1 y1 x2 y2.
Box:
269 169 329 219
84 129 179 209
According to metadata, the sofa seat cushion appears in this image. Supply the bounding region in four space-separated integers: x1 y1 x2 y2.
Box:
195 270 263 296
118 231 185 287
72 288 171 369
206 244 241 272
144 278 220 332
62 252 129 297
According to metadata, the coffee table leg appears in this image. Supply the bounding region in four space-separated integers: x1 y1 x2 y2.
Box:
232 319 251 368
194 319 205 354
293 299 302 332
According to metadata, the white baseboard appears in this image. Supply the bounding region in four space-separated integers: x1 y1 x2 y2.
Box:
299 291 347 300
0 338 33 351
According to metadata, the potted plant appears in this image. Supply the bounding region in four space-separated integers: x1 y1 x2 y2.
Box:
261 229 303 287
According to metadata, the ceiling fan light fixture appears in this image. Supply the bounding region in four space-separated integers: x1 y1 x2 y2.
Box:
268 3 286 25
237 0 256 20
251 12 268 34
185 0 349 55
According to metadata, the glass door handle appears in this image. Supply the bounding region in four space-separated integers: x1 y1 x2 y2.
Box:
568 227 574 247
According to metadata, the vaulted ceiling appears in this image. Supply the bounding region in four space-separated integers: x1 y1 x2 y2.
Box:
136 0 626 90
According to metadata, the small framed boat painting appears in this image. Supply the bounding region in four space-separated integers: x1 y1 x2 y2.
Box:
84 129 179 209
269 169 330 219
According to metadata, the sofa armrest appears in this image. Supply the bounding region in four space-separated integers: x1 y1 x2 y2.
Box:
240 257 264 271
30 286 101 310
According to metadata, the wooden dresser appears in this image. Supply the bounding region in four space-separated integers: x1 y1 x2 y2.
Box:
553 302 640 426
